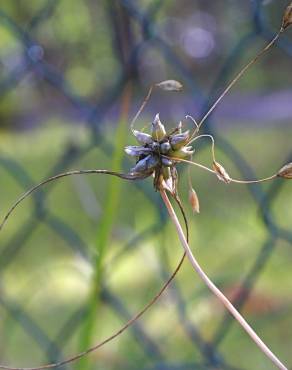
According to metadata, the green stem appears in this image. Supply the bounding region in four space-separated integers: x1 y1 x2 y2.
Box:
78 84 132 370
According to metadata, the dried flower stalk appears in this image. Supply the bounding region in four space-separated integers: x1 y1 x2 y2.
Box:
160 190 288 370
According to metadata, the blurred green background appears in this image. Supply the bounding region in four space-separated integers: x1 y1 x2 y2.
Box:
0 1 291 370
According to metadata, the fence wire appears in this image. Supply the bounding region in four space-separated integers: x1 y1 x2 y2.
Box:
0 1 291 370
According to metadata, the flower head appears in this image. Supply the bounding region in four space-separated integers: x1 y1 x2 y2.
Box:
125 114 194 194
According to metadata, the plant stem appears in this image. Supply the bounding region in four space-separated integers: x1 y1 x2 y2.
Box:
78 83 132 370
196 31 282 132
160 189 287 370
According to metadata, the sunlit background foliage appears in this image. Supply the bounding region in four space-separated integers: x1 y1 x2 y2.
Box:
0 1 291 369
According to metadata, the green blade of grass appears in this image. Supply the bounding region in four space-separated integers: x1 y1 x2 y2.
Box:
77 84 132 370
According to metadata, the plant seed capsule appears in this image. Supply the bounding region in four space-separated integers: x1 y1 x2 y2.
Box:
125 146 152 157
160 141 171 154
161 157 173 167
170 146 194 159
169 130 190 150
151 113 166 141
133 130 153 145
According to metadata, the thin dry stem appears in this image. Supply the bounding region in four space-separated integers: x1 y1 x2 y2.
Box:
0 170 149 232
0 170 189 370
196 31 282 133
167 156 279 184
185 115 200 137
160 189 288 370
0 254 185 370
130 85 153 132
188 134 216 161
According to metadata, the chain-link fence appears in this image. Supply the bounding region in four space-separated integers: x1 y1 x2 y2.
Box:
0 1 291 369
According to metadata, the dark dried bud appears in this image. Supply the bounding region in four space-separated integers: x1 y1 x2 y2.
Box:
151 113 166 141
133 130 153 145
160 141 171 154
170 130 190 150
125 146 152 157
156 80 183 92
282 2 292 30
213 161 231 184
277 162 292 179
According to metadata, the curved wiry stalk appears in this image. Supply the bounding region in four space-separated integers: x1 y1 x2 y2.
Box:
160 189 287 370
0 170 148 232
166 156 279 185
0 170 189 370
195 30 283 134
0 254 186 370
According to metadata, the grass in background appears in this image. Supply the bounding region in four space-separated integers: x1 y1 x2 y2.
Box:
0 121 291 369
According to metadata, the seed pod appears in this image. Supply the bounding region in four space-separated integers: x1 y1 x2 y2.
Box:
146 155 160 170
282 2 292 30
151 113 166 141
125 146 152 157
162 166 171 180
130 156 149 173
169 130 190 150
131 154 159 173
156 80 183 92
133 130 153 145
189 187 200 214
160 141 171 154
277 162 292 179
161 167 175 194
170 146 194 159
161 157 173 167
213 161 231 184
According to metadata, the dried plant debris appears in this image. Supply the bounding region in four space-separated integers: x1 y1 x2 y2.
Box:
282 2 292 30
277 162 292 179
212 161 231 184
189 187 200 214
155 79 183 91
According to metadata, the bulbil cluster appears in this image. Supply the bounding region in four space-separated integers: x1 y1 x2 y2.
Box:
125 113 193 194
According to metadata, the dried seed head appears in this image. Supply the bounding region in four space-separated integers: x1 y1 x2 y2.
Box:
213 161 231 184
282 2 292 30
189 188 200 214
151 113 166 141
277 162 292 179
156 80 183 92
133 130 153 145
